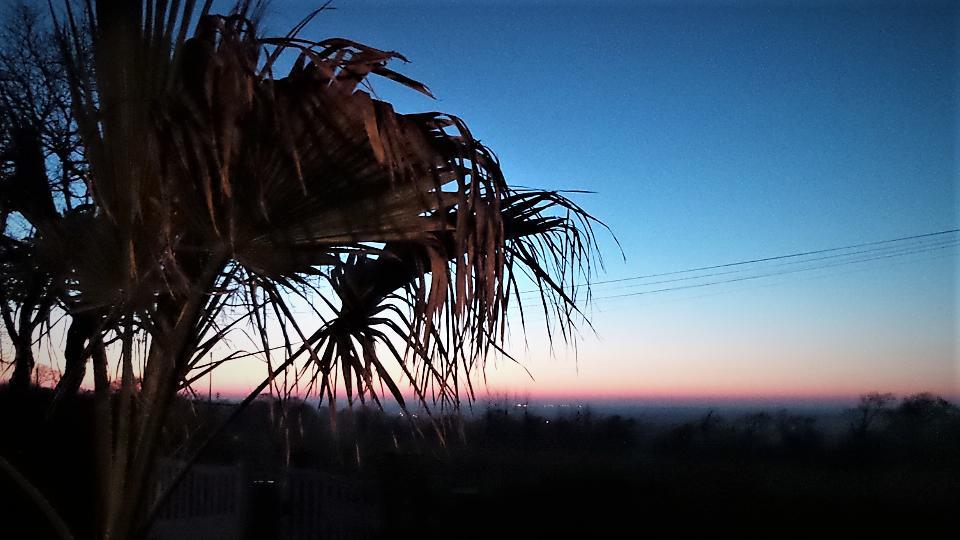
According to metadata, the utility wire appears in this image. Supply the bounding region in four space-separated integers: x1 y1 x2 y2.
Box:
589 250 958 314
590 239 957 301
519 228 959 295
576 236 958 295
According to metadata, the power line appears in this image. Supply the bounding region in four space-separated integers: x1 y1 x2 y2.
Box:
582 236 958 295
588 249 958 314
589 239 957 301
519 228 958 295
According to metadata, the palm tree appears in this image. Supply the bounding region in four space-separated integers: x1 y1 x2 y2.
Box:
18 1 608 537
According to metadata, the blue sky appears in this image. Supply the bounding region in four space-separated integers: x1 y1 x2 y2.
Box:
208 0 959 401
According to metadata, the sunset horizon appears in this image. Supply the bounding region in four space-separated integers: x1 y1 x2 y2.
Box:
1 1 956 537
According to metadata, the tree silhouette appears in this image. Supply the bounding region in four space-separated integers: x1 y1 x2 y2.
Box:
851 391 896 437
0 1 607 538
0 3 87 392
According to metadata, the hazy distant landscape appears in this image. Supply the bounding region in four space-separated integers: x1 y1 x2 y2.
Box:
3 387 957 537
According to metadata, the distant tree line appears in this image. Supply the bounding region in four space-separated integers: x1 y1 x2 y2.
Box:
4 386 958 537
162 390 960 469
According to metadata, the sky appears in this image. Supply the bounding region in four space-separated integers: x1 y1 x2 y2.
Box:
119 1 960 403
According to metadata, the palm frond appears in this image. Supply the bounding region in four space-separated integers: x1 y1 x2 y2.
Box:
35 3 613 537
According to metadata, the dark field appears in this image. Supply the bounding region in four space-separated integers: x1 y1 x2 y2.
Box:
2 388 957 538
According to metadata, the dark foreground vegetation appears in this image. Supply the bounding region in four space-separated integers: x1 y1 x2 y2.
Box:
0 2 603 535
2 387 957 538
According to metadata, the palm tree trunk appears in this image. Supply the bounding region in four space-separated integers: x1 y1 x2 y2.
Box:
104 252 227 540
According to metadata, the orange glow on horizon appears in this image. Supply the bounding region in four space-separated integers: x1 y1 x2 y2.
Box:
204 379 959 405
